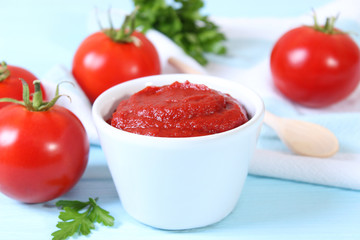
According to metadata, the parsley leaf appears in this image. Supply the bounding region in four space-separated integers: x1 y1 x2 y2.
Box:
51 198 115 240
55 199 90 211
88 198 115 226
133 0 227 65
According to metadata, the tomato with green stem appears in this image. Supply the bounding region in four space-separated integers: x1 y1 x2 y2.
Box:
0 80 89 203
72 8 161 103
270 15 360 108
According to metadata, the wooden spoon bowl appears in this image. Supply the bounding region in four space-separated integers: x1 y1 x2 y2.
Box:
264 111 339 158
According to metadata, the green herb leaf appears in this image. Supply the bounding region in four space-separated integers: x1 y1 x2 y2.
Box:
55 199 90 211
133 0 227 65
88 198 115 226
52 198 115 240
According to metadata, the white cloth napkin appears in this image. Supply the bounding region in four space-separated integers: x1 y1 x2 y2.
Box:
41 0 360 191
252 150 360 190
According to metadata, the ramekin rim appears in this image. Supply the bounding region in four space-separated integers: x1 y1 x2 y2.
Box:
92 74 265 142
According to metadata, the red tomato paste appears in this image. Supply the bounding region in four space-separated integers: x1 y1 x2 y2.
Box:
111 81 248 137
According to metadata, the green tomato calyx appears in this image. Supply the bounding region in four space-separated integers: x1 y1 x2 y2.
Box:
0 61 10 82
312 12 344 34
100 7 141 46
0 79 71 111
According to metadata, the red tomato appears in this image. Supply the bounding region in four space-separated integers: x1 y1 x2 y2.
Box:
0 83 89 203
72 31 161 103
0 62 47 109
270 20 360 108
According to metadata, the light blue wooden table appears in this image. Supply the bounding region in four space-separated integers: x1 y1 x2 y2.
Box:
1 0 359 239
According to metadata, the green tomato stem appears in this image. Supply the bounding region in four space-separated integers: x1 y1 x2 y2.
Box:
0 61 10 82
0 98 25 106
101 7 141 45
312 12 343 34
0 79 71 112
32 80 43 109
21 79 33 110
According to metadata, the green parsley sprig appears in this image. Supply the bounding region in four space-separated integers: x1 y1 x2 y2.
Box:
51 198 115 240
133 0 227 65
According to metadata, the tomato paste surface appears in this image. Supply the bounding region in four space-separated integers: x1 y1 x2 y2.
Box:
111 81 248 137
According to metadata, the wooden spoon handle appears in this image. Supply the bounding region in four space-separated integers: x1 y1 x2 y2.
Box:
168 57 202 74
263 111 282 132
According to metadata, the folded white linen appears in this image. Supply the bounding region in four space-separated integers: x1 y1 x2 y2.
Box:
251 150 360 190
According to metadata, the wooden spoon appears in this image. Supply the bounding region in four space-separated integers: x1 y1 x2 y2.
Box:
168 57 339 158
264 111 338 158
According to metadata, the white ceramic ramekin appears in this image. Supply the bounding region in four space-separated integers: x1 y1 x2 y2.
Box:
92 74 264 230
